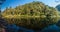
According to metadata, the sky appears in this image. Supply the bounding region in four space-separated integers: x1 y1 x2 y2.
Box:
1 0 60 11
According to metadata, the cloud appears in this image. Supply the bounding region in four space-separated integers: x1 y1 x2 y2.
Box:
55 0 60 3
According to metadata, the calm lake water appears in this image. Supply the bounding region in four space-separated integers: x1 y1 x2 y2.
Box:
7 24 60 32
4 20 60 32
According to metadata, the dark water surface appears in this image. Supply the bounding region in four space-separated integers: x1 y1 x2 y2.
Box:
6 24 34 32
41 25 60 32
6 24 60 32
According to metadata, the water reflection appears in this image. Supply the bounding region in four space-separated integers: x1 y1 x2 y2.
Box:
5 20 60 32
1 18 60 32
6 24 60 32
6 24 34 32
40 20 60 32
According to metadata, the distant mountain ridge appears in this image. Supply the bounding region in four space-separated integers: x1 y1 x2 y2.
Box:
56 4 60 11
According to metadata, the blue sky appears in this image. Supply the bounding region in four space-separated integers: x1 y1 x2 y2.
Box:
1 0 60 11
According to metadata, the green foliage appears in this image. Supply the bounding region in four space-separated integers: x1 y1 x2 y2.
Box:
2 1 59 30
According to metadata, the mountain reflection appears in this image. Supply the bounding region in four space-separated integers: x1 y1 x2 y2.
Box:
41 20 60 32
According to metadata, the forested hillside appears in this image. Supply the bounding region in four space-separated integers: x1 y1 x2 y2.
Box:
2 1 59 30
